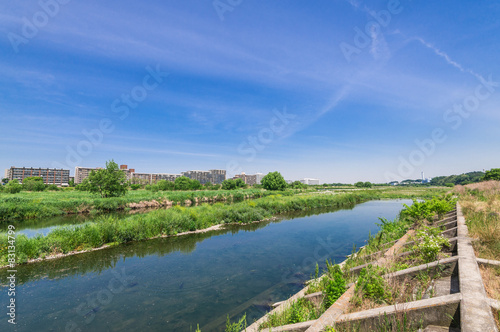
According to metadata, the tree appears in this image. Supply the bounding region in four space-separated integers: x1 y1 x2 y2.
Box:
190 180 203 190
69 178 75 187
85 160 128 198
221 179 236 190
482 168 500 181
130 184 142 190
5 179 22 194
261 171 287 191
290 181 307 189
157 180 174 191
174 176 192 190
22 176 46 191
234 178 247 188
1 178 9 185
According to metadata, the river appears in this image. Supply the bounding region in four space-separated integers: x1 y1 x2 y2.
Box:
0 199 411 331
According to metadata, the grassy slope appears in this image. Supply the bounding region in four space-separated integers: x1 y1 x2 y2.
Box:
456 181 500 260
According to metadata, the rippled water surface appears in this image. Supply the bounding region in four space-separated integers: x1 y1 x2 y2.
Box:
0 199 411 331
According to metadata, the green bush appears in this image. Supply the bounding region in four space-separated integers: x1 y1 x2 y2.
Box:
46 184 60 191
320 261 346 308
412 226 450 263
5 179 22 194
355 265 391 304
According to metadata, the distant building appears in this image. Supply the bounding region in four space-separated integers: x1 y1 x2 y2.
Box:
7 167 70 186
209 169 226 184
232 172 262 186
154 173 182 182
301 178 320 185
75 164 226 185
119 165 135 181
182 169 226 184
245 174 257 186
132 172 182 184
75 167 101 184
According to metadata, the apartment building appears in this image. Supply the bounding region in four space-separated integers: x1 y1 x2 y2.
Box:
233 172 263 185
75 167 101 184
6 167 70 186
131 173 182 183
181 169 226 184
154 173 182 182
119 165 135 181
301 178 320 185
255 173 264 185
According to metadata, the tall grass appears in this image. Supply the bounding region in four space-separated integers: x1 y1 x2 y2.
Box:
456 181 500 260
1 191 381 265
0 188 269 221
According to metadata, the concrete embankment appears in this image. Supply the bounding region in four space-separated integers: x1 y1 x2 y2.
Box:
245 205 499 331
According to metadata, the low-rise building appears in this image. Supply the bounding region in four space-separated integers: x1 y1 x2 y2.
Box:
6 167 70 186
301 178 320 185
182 169 226 184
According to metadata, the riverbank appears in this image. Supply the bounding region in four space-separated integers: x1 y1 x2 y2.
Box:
0 186 447 222
0 189 445 268
0 188 269 221
241 193 498 331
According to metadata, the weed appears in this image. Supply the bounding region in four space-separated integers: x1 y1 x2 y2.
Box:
261 298 320 328
225 314 246 332
411 226 450 263
354 265 391 305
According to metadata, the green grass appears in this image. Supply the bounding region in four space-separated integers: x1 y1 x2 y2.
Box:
457 181 500 260
0 191 379 265
260 297 321 328
0 187 448 266
0 188 269 221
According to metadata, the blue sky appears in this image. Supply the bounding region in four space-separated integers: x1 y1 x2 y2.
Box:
1 0 499 183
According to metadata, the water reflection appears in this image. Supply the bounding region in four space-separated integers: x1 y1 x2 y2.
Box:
0 199 410 332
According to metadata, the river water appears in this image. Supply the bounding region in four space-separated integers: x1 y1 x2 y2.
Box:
0 199 411 331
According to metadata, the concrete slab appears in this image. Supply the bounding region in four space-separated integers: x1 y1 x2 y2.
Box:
477 258 500 267
457 203 498 332
335 293 461 331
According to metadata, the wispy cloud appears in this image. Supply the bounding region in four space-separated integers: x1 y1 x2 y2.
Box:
413 37 485 81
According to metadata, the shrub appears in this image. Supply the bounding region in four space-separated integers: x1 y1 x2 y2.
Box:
46 184 59 191
321 261 346 308
5 179 22 194
130 184 141 190
355 265 391 304
412 226 450 263
401 200 434 222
